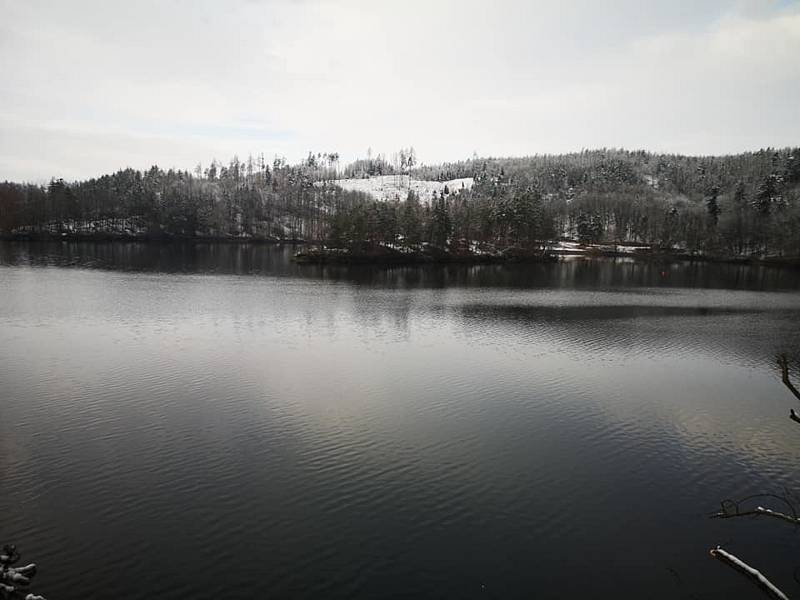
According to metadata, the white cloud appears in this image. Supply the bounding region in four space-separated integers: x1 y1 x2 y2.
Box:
0 0 798 181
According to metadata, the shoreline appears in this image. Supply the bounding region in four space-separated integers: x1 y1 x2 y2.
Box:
0 232 307 245
294 245 800 268
2 234 798 268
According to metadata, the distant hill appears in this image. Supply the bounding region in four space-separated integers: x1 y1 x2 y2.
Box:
1 148 798 259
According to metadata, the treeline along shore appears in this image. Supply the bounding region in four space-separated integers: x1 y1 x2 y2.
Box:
2 148 799 266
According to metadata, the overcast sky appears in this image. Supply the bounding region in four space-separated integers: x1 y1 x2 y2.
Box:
1 0 799 181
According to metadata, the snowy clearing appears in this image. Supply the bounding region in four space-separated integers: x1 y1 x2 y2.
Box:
322 175 473 202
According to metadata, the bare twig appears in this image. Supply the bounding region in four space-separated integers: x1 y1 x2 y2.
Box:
711 494 800 525
709 547 789 600
778 354 800 403
712 505 800 526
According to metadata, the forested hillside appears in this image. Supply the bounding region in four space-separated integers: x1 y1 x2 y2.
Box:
413 148 800 257
1 148 799 258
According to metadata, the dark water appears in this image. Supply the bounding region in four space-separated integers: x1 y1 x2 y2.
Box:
2 241 800 599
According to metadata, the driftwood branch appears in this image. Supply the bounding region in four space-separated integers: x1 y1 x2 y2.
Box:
710 547 789 600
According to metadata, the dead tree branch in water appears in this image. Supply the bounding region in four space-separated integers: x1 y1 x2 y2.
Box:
715 505 800 526
711 494 800 526
778 354 800 408
709 547 789 600
0 545 46 600
708 357 800 598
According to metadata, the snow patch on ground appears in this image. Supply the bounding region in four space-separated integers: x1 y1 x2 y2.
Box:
550 241 583 252
550 241 653 254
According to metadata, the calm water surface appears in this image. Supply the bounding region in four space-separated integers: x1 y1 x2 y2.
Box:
2 242 800 599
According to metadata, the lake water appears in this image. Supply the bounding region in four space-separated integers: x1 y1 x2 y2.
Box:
2 241 800 599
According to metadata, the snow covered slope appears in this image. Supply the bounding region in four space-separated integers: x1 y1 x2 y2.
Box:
325 175 473 202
